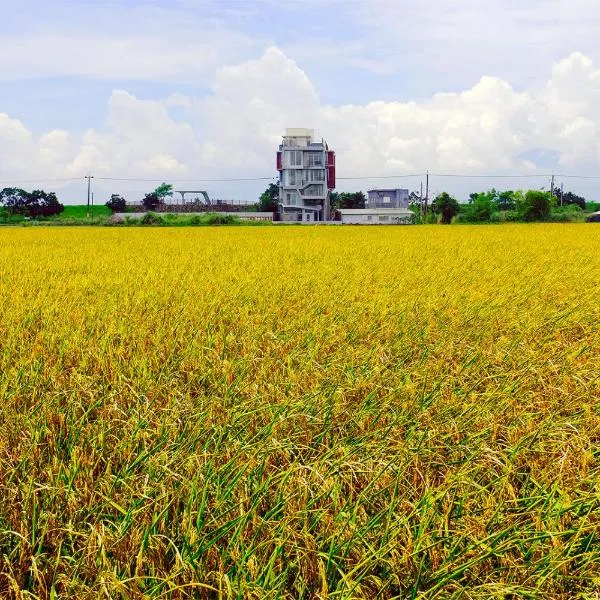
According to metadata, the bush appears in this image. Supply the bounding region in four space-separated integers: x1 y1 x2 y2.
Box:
140 212 164 226
553 204 582 215
550 204 585 222
518 190 552 221
142 193 160 211
586 201 600 213
504 210 521 222
462 195 494 222
189 215 204 225
432 192 460 224
0 207 25 224
106 194 126 213
206 213 235 225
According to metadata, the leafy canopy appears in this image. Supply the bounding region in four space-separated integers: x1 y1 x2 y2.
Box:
433 192 460 224
258 183 279 212
154 183 173 200
0 187 64 218
330 192 366 210
106 194 126 213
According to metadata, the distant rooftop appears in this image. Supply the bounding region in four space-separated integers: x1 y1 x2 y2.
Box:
367 188 409 193
285 128 314 138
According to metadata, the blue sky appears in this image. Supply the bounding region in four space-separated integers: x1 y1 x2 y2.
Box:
2 0 600 202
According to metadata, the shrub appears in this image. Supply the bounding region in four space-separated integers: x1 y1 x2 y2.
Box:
432 192 460 224
586 201 600 213
462 193 495 222
140 212 164 226
206 213 235 225
106 194 126 213
504 210 521 222
518 190 552 221
550 204 584 222
142 192 160 211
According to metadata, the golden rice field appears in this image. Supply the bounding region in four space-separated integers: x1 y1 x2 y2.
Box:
0 224 599 599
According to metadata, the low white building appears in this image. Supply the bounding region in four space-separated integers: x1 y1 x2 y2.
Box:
338 208 413 225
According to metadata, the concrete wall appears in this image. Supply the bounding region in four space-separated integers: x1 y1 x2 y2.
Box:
112 212 273 222
339 209 413 224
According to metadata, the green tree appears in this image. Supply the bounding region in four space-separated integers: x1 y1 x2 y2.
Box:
552 188 586 210
0 187 63 217
258 183 279 212
106 194 126 213
497 190 516 211
433 192 460 224
153 183 173 202
0 188 29 214
409 191 420 205
331 192 366 210
463 191 494 222
408 202 423 224
142 192 160 211
518 190 552 221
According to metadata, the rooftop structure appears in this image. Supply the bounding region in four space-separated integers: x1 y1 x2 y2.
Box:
366 189 410 209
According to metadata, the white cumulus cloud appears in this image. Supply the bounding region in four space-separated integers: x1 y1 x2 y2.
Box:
2 47 600 201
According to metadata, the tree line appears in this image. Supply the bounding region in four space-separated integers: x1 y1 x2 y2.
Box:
106 183 174 212
0 188 64 218
259 183 593 224
428 188 588 224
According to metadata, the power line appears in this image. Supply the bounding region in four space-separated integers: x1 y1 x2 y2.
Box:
2 171 600 186
0 177 82 185
337 173 423 180
93 176 276 183
333 172 600 181
428 173 552 179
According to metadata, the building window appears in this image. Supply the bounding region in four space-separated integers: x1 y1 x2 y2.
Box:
379 215 389 222
383 196 391 204
306 153 323 167
302 184 324 197
367 215 373 221
287 151 303 167
287 170 302 186
309 170 325 182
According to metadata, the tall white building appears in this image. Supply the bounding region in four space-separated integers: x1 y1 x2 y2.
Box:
276 128 336 222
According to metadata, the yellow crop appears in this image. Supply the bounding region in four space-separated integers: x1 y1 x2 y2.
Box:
0 224 599 598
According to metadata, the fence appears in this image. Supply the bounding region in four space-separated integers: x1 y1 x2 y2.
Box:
126 201 258 213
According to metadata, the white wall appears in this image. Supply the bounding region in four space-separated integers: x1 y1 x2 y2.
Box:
113 212 273 222
339 210 413 224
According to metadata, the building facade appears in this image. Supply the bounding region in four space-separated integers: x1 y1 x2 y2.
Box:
277 128 336 222
338 208 413 224
366 189 410 209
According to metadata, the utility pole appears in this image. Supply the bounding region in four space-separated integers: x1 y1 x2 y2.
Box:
424 170 429 221
420 181 423 220
560 182 564 206
85 175 93 218
550 174 555 200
